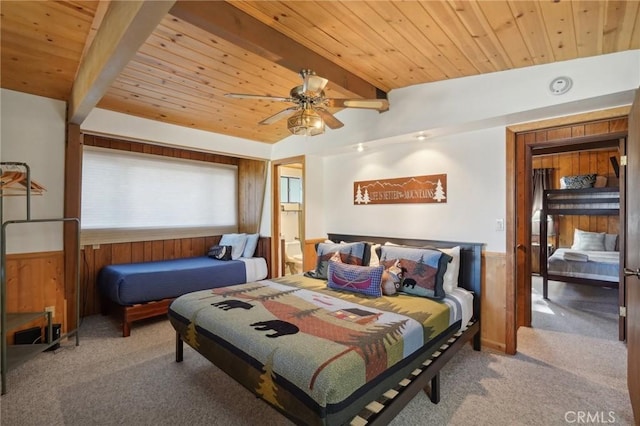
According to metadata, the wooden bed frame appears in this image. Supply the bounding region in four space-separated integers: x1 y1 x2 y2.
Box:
101 236 272 337
175 234 483 424
540 188 620 299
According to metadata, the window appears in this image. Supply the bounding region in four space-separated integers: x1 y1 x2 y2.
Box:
280 176 302 203
81 147 237 244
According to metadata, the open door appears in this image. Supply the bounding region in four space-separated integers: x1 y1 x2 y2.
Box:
626 89 640 422
271 156 305 278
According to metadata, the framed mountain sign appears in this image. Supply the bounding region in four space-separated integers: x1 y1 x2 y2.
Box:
353 174 447 205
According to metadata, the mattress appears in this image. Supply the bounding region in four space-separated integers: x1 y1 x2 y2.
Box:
548 248 619 282
98 256 268 305
168 274 473 425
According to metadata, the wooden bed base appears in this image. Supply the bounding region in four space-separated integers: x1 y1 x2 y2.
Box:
102 297 174 337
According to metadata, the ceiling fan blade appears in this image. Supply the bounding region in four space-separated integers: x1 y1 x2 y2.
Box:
315 108 344 129
259 107 299 125
225 93 292 103
303 74 328 95
327 98 389 111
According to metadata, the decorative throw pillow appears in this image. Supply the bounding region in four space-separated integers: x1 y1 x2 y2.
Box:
381 259 403 295
571 229 605 251
327 261 383 298
207 245 232 261
379 245 451 300
219 233 248 260
561 174 597 189
242 233 260 258
309 241 370 280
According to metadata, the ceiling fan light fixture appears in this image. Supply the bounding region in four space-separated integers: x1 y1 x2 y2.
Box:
287 108 325 136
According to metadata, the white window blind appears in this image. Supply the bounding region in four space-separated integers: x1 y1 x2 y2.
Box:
81 147 237 230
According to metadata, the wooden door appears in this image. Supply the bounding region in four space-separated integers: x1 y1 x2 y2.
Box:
626 88 640 422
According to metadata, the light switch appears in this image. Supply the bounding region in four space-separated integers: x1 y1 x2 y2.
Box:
496 219 504 231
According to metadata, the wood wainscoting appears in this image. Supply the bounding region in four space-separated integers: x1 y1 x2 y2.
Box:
4 251 66 344
482 251 507 352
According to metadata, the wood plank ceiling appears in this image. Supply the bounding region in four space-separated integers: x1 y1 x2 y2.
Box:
1 1 639 144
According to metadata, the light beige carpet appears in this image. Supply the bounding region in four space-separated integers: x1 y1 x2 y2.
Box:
0 279 633 425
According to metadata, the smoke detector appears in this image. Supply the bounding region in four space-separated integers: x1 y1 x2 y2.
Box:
549 76 573 95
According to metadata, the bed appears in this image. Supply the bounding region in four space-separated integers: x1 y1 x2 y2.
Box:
169 234 482 425
540 188 620 299
98 235 269 337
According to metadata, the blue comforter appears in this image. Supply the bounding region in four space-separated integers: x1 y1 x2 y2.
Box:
98 256 247 305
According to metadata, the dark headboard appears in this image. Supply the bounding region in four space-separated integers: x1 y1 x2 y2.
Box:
327 233 483 320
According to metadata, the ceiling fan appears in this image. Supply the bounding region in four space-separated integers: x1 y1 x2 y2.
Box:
225 69 389 136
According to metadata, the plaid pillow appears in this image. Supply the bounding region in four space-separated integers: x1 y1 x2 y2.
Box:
327 261 384 298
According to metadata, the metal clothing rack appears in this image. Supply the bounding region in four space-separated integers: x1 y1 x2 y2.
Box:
0 162 80 394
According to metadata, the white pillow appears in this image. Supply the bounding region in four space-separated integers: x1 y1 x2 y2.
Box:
242 233 260 258
440 246 461 293
369 243 381 267
571 229 605 251
220 233 248 260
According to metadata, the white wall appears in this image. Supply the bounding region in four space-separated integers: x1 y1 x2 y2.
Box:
271 50 639 252
82 108 272 160
0 89 67 254
323 127 506 251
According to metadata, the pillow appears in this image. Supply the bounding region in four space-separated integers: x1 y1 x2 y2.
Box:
439 246 461 293
560 174 596 189
219 233 248 260
207 245 232 261
571 229 605 251
242 233 260 258
381 259 402 295
379 245 451 300
327 261 383 298
310 241 370 280
594 175 608 188
604 234 618 252
368 243 381 267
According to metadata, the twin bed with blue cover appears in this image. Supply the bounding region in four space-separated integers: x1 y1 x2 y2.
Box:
169 234 482 425
98 234 268 336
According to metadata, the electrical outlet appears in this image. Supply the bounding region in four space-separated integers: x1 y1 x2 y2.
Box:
45 306 55 317
496 219 505 231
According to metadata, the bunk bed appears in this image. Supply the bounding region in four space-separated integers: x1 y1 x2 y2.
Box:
540 187 620 299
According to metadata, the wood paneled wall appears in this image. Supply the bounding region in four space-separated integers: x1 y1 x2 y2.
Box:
4 251 65 343
533 148 620 247
83 134 239 165
482 252 507 352
238 158 267 234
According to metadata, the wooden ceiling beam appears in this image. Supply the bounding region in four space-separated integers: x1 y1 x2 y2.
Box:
68 0 176 124
169 1 386 101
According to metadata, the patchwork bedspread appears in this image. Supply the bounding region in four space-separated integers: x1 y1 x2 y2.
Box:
168 274 457 425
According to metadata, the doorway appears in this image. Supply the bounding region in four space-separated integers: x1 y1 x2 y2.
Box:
505 109 630 354
271 156 305 278
530 144 622 339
